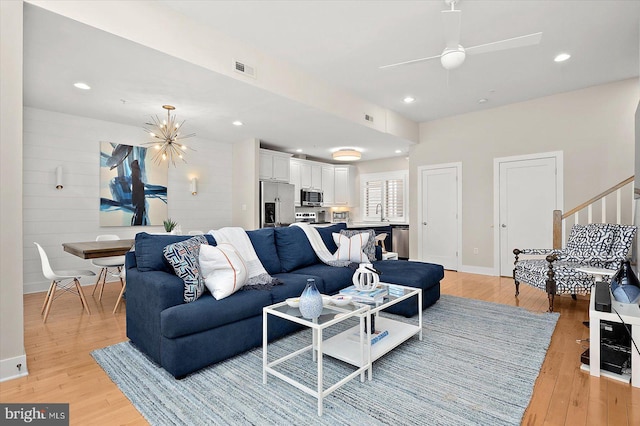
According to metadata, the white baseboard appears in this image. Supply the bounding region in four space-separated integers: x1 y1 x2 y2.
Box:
0 354 28 382
24 282 50 294
458 265 497 276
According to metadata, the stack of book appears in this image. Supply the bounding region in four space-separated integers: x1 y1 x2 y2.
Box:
339 285 388 303
348 329 389 345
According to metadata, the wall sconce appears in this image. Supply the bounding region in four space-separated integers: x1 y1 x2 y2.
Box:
190 178 198 195
55 166 63 189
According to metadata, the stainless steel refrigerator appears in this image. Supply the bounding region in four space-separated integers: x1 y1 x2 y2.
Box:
260 181 295 227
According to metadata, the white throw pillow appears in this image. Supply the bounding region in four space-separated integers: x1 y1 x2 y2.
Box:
199 243 248 300
332 233 369 263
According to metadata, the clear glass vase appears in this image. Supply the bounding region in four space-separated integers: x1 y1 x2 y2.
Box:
299 278 323 319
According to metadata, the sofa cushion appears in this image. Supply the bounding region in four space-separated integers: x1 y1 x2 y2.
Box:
246 228 281 275
269 273 322 303
274 226 319 272
339 229 376 261
160 289 273 339
163 235 209 303
199 243 248 300
315 223 348 253
135 232 216 273
372 260 444 290
290 263 355 295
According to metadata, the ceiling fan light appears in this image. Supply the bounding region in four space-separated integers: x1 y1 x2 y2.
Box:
333 149 361 161
440 47 466 70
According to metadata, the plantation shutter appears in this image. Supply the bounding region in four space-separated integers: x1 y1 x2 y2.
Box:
384 178 404 219
364 180 383 218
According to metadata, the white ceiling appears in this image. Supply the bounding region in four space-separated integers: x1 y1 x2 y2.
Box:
23 1 640 163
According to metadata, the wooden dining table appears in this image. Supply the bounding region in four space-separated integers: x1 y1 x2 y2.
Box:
62 239 135 259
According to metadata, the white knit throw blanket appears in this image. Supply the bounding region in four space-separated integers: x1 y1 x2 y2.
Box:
209 227 274 286
290 223 351 267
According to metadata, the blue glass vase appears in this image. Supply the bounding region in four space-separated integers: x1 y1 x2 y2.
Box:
299 278 323 319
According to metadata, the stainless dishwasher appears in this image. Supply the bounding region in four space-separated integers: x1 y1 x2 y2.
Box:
391 225 410 259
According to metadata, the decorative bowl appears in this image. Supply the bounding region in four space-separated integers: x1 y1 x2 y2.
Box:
331 295 352 306
285 297 300 308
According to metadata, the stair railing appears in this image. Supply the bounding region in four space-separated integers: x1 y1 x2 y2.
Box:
552 176 635 249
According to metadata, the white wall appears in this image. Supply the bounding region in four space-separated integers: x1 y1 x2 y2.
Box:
232 138 260 229
410 78 639 270
0 0 27 382
23 107 233 294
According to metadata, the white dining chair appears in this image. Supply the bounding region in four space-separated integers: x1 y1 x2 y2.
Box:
34 242 94 323
91 235 125 302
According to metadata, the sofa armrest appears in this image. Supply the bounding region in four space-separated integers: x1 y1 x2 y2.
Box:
126 268 185 364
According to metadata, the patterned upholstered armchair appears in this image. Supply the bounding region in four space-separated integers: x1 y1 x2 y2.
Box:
513 223 636 312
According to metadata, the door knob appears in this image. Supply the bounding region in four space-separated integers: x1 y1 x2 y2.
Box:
501 224 507 228
422 222 427 225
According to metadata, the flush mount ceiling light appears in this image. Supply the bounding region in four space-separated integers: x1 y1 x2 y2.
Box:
232 120 244 126
142 105 195 166
403 96 415 103
332 149 361 161
554 53 571 62
73 82 91 90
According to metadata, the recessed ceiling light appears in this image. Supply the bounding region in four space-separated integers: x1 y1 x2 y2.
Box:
478 98 488 104
554 53 571 63
232 120 243 126
296 149 303 153
73 82 91 90
403 96 415 104
395 149 402 154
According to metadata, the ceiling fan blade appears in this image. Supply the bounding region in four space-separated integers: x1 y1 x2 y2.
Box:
442 9 462 48
465 32 542 56
379 53 442 69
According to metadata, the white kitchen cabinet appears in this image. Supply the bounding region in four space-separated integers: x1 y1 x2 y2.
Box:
260 149 291 182
321 166 335 205
290 160 301 205
299 161 322 190
334 165 356 206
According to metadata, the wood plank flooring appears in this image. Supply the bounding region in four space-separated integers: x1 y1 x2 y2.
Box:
1 271 638 425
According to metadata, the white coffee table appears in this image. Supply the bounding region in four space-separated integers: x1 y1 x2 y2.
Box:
262 283 423 416
263 301 371 416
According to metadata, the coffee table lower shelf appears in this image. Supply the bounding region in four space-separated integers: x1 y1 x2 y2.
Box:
323 317 420 367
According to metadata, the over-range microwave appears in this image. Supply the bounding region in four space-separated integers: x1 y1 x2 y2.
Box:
301 189 323 207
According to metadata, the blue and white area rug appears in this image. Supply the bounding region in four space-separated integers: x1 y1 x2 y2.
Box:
92 295 559 425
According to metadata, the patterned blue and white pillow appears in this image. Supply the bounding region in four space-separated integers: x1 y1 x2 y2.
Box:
607 225 637 265
562 223 614 264
163 235 209 303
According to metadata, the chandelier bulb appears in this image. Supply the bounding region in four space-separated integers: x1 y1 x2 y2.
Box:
149 132 155 137
181 145 187 150
162 153 167 160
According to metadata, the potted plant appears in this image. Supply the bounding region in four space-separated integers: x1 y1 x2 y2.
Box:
163 218 178 234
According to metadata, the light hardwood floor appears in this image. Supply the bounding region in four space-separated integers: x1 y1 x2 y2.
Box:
1 271 638 425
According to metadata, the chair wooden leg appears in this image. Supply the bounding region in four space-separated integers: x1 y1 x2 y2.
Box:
92 268 105 296
75 279 91 315
113 281 126 314
42 283 57 323
548 293 554 312
97 268 110 301
41 280 55 314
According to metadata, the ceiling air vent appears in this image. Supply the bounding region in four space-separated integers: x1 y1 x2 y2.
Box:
364 114 374 123
234 60 256 79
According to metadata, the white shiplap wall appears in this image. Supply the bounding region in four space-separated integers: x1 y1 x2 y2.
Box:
23 107 233 293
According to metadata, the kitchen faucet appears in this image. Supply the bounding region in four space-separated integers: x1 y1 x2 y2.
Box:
375 203 385 222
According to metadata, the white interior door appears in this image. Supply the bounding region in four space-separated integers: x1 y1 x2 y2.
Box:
418 164 461 270
496 153 562 276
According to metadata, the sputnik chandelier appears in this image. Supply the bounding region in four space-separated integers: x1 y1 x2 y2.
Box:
143 105 195 166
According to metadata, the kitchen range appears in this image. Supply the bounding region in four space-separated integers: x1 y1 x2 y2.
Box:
294 211 330 224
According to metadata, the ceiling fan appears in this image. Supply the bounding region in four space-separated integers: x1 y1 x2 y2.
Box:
379 0 542 71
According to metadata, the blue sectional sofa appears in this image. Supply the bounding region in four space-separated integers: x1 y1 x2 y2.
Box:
125 223 444 378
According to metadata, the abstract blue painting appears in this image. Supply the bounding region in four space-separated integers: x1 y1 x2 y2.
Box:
100 142 168 226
